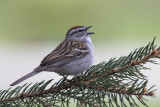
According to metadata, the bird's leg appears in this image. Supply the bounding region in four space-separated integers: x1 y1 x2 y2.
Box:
63 75 68 81
63 75 72 83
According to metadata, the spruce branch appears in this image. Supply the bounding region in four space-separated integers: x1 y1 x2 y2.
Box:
0 38 159 107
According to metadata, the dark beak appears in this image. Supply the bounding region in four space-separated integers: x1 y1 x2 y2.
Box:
87 32 95 35
85 26 95 35
86 26 93 30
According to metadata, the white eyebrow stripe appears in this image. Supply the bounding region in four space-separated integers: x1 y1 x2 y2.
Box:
69 27 86 34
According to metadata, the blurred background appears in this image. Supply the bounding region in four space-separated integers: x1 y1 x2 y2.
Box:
0 0 160 106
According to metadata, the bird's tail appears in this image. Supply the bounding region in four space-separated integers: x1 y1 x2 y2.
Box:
10 70 41 86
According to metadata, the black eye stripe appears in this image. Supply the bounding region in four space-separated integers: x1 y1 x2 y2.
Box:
79 29 83 32
70 30 84 35
69 26 88 35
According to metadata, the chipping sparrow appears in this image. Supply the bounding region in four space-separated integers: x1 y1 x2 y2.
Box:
10 26 94 86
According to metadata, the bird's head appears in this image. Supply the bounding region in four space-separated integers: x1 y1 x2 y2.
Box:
66 26 94 41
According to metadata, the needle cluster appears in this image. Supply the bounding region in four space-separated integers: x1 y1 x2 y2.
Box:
0 38 159 107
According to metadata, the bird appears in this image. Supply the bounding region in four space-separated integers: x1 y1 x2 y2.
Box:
10 26 94 86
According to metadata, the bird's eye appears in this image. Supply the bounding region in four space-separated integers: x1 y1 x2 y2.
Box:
79 30 82 32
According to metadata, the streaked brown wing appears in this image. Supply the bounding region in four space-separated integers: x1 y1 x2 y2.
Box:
40 40 88 66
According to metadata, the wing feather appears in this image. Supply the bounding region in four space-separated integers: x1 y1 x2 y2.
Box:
40 40 88 66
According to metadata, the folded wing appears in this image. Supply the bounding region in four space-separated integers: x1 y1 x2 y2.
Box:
40 40 89 66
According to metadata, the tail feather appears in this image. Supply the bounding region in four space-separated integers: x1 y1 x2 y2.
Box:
10 71 41 86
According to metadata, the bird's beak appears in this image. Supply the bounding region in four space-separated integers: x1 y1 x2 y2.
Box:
87 32 95 35
85 26 95 35
86 26 93 30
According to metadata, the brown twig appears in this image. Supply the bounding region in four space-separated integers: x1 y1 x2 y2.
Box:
87 47 160 84
2 46 159 104
2 82 73 102
86 85 155 97
102 47 160 77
